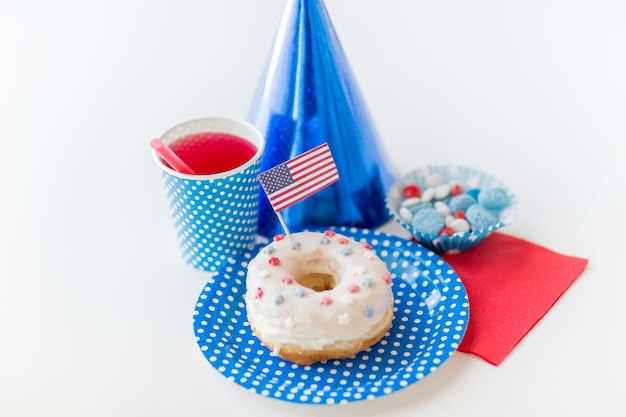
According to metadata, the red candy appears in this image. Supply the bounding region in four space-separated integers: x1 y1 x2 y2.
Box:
455 210 465 219
273 234 285 241
439 227 454 237
403 184 422 198
268 256 280 266
451 183 463 196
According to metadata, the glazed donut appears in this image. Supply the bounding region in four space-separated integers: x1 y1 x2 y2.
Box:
245 230 394 365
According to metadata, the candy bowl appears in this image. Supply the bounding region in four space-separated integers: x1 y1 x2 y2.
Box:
385 164 518 254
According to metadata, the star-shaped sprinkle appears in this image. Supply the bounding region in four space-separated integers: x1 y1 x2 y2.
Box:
268 256 280 266
294 288 306 298
255 287 264 299
361 241 373 249
363 305 374 318
362 277 374 288
273 234 285 241
337 237 349 244
273 294 284 305
281 276 294 284
320 296 333 306
341 293 354 305
262 246 275 255
258 270 271 279
288 240 300 250
383 273 392 285
355 266 368 275
340 247 352 256
338 313 352 326
363 252 375 260
347 284 360 293
284 317 295 329
319 236 330 245
324 230 336 237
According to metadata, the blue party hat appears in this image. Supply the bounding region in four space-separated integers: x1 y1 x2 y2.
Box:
248 0 396 237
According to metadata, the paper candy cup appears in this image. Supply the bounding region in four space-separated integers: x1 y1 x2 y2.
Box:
153 117 265 272
386 165 518 254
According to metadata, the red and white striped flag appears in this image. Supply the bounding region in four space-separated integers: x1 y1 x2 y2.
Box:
258 143 339 212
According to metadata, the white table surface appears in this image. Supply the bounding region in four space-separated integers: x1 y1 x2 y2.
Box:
1 0 625 416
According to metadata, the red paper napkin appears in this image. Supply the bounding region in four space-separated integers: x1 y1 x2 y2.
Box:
441 233 588 366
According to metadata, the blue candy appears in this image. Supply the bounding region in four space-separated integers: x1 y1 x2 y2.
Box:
448 194 477 214
407 201 434 216
412 207 445 236
465 204 499 230
466 188 481 201
478 187 510 211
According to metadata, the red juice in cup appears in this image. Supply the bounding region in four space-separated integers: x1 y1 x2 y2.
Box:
166 132 258 175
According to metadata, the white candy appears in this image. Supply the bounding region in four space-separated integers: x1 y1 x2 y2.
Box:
421 187 436 202
434 183 452 200
401 197 421 207
425 173 445 188
450 218 471 233
399 207 414 224
434 201 451 216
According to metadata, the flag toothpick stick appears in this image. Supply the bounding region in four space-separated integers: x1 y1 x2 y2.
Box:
276 212 292 240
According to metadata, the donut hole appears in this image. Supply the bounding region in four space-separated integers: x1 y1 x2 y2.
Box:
296 273 336 292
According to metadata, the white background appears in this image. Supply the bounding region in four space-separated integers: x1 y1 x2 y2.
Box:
1 0 625 416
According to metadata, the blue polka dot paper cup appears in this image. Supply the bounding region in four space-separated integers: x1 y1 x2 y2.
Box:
386 165 518 254
153 117 265 272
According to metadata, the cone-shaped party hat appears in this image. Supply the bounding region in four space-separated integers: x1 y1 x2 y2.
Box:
248 0 396 238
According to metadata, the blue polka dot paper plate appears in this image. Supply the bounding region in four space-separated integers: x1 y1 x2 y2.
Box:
193 227 469 405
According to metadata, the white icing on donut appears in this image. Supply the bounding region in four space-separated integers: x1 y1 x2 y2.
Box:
245 231 393 353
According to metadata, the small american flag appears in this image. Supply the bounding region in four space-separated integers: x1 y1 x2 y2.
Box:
258 143 339 212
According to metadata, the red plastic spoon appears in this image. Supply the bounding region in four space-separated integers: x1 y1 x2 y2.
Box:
151 138 196 175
